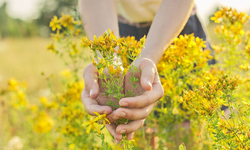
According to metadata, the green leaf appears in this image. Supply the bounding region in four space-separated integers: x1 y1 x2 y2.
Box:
114 105 121 108
133 83 137 88
179 143 186 150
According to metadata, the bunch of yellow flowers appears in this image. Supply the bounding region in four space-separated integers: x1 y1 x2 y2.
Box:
81 29 145 149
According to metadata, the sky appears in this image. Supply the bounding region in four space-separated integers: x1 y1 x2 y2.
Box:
0 0 250 25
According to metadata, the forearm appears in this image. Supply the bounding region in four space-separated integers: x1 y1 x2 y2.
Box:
79 0 119 39
141 0 194 64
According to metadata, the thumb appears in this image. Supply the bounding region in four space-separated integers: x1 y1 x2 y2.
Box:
83 64 100 99
139 59 156 91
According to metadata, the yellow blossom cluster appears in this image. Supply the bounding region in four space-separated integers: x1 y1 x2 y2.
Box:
211 7 249 44
46 43 56 53
81 29 145 149
40 97 58 109
244 32 250 57
33 111 55 133
152 34 216 149
157 34 213 97
214 119 250 150
182 73 239 116
47 14 84 60
81 29 145 106
7 79 29 108
82 112 110 134
81 29 145 70
211 7 249 24
49 13 82 33
157 34 212 72
239 63 250 70
56 81 86 134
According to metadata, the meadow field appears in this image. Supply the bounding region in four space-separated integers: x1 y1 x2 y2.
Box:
1 8 250 149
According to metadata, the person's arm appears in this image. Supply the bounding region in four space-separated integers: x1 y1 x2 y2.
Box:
141 0 194 64
79 0 119 38
109 0 194 142
79 0 194 143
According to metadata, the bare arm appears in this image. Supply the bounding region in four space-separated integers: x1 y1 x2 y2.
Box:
141 0 194 64
79 0 119 38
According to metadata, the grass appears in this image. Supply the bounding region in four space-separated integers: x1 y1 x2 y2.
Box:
0 37 67 94
0 24 219 94
0 37 92 149
0 24 222 149
0 37 92 96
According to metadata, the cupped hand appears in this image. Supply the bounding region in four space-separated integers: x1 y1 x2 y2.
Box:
81 64 113 116
106 58 164 144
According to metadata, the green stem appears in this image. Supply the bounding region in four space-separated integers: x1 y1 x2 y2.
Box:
220 111 244 148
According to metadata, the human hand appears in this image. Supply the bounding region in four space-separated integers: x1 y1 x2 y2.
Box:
81 64 113 116
106 58 164 144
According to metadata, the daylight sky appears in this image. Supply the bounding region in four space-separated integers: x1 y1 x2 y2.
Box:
1 0 250 25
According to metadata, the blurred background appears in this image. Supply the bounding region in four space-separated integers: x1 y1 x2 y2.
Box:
0 0 250 149
0 0 250 93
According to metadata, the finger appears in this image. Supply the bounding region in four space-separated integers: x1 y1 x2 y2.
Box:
81 89 112 115
138 58 156 91
127 132 134 140
119 81 163 108
106 123 123 141
83 64 99 99
106 110 117 123
111 104 154 120
116 119 145 134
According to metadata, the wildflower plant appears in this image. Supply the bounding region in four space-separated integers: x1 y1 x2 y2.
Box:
177 7 250 149
47 12 89 80
2 6 250 150
81 29 145 149
152 34 214 149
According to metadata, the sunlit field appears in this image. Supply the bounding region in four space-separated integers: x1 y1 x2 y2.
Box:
0 38 66 93
1 7 250 150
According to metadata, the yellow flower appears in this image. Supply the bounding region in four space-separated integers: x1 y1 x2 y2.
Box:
40 97 48 105
28 104 38 112
195 37 206 48
93 111 111 126
69 143 75 150
239 63 250 70
60 13 74 30
74 29 81 36
92 57 97 66
73 20 82 25
99 57 106 67
81 37 91 47
82 117 101 134
17 91 27 106
8 79 18 90
50 30 64 41
49 16 61 31
59 69 71 77
47 43 56 53
40 97 58 109
109 65 115 75
34 112 54 133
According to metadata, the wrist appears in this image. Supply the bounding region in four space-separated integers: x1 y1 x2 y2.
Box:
140 46 165 65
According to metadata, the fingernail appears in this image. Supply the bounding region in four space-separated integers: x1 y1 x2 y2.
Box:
118 112 126 117
90 89 94 97
120 130 126 134
112 111 118 120
120 102 128 107
147 80 152 88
